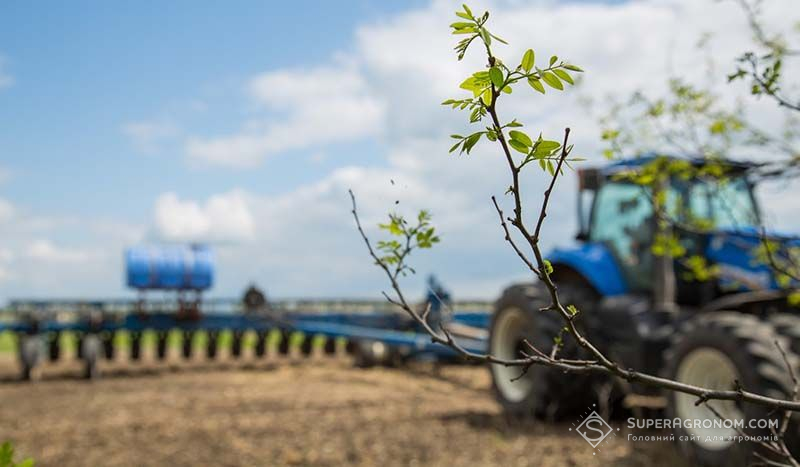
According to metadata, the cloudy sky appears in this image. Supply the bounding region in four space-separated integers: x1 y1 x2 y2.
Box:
0 0 797 303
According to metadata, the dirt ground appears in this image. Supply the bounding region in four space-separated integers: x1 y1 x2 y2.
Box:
0 354 683 467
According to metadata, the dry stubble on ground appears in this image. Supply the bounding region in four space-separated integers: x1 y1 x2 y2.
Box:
0 354 681 466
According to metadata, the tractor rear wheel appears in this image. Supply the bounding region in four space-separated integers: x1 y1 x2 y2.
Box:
766 312 800 458
663 312 797 466
488 283 595 419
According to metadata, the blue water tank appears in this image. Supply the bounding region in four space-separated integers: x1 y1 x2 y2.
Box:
125 245 214 291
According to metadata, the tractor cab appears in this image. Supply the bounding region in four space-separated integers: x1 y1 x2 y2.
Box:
550 156 770 305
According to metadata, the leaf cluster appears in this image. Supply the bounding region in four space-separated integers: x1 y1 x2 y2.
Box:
376 210 440 277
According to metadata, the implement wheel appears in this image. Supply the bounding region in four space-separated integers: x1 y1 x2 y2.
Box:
323 337 337 356
82 334 100 380
182 332 193 360
206 331 219 360
48 332 61 362
156 332 169 361
278 332 291 356
254 331 268 358
300 335 314 358
130 332 142 361
102 332 115 360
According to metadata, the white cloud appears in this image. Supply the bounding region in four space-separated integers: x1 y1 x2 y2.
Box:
0 200 144 300
0 55 12 90
185 64 385 168
0 198 14 223
0 248 13 282
25 239 94 263
153 190 255 242
122 119 179 155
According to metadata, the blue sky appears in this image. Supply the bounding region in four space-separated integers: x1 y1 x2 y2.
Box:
0 1 424 219
0 0 796 302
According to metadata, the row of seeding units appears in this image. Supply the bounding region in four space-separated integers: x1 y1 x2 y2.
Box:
0 244 491 380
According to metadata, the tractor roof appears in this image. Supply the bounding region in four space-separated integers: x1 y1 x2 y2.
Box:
577 154 759 190
598 154 757 177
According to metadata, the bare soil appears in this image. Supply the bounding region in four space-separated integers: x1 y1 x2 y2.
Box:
0 354 682 467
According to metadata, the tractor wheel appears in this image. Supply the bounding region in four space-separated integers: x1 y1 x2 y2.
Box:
663 312 797 466
766 313 800 362
488 283 595 419
765 313 800 456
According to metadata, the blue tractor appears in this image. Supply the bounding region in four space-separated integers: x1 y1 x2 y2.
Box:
488 156 800 465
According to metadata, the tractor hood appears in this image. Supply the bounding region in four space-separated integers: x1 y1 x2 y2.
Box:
705 227 799 292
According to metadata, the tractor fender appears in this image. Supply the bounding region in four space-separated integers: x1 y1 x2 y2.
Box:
701 289 788 313
548 243 628 297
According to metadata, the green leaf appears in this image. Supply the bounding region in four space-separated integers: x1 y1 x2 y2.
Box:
536 140 561 154
527 77 545 94
549 55 558 66
450 22 473 29
455 11 472 20
553 69 574 85
543 259 554 275
564 64 584 72
508 139 529 154
459 77 477 91
462 4 472 16
521 49 535 72
489 66 504 87
481 88 492 106
479 27 491 45
509 130 532 147
489 32 508 44
464 132 482 154
541 71 563 90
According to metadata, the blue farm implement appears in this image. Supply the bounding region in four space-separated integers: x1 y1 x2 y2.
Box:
1 250 489 380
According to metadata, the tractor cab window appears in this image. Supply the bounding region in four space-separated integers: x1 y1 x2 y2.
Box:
687 176 759 230
590 182 654 291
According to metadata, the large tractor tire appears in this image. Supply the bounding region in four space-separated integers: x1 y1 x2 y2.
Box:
488 283 595 419
765 313 800 456
663 312 797 466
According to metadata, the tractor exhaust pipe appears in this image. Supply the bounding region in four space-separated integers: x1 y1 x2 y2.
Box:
652 177 678 314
